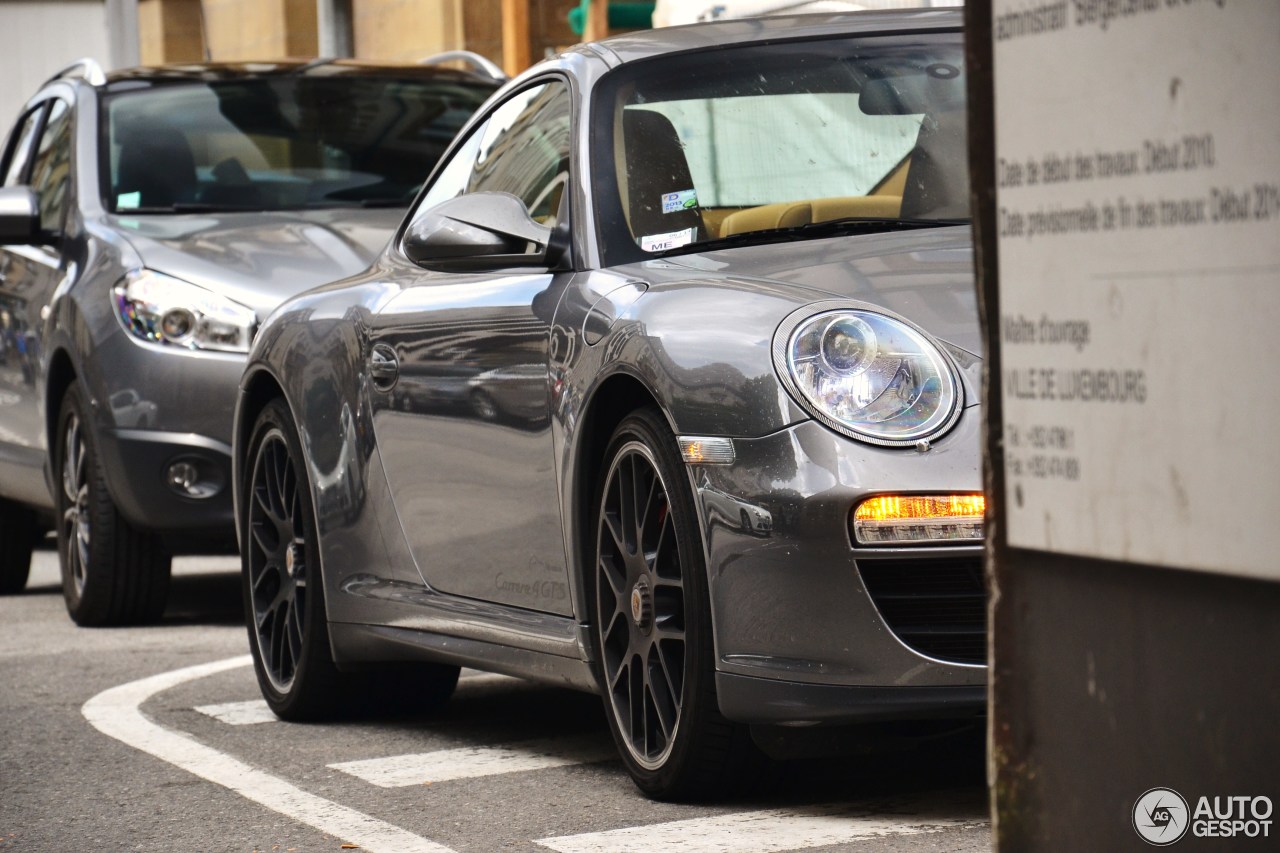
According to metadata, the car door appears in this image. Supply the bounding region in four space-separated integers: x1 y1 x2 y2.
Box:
369 80 575 615
0 97 73 508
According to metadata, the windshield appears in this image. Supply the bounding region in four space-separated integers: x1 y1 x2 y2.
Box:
101 74 494 213
592 32 968 264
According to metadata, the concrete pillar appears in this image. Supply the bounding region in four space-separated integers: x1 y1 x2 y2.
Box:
105 0 141 68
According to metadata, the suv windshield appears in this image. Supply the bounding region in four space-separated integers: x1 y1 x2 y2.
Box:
101 73 494 213
593 32 968 264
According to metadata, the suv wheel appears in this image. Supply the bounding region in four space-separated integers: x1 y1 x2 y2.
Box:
0 500 38 595
55 384 171 625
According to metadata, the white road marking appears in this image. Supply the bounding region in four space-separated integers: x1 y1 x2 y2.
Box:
190 672 516 728
82 655 458 853
534 800 988 853
329 735 616 787
194 699 277 726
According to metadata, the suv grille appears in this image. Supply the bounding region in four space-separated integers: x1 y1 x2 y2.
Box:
857 556 987 665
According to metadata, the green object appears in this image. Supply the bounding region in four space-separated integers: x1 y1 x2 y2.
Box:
568 1 655 36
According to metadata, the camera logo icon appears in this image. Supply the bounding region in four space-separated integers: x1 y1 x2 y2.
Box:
1134 787 1190 845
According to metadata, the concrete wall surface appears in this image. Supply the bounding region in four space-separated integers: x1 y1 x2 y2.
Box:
0 0 110 128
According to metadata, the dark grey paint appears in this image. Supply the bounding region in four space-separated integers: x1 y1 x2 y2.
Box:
234 10 984 724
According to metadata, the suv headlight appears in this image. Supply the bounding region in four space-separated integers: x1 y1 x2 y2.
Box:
774 307 961 446
113 269 256 353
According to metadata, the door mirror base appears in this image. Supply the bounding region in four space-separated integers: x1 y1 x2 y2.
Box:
0 187 40 245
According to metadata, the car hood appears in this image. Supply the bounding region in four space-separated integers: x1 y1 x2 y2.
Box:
646 225 981 356
106 208 404 317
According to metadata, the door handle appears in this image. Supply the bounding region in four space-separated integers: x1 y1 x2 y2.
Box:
369 343 399 392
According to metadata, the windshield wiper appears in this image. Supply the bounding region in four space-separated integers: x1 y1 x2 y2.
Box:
115 203 268 214
300 197 411 209
648 216 970 258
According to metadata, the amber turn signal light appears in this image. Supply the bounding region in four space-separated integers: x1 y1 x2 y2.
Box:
852 494 985 545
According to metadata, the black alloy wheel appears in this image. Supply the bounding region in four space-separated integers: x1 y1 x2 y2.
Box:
243 398 459 719
243 399 345 719
593 406 749 799
55 383 170 626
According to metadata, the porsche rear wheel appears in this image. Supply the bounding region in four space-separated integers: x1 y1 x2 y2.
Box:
593 406 749 800
244 399 351 719
243 398 458 719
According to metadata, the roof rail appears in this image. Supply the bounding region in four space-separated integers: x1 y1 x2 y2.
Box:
43 58 106 88
418 50 507 82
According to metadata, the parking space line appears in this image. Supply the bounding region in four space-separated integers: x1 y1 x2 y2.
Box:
194 699 277 726
534 800 988 853
83 655 457 853
329 734 616 787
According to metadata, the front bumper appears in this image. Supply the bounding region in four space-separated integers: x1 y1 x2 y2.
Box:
690 411 986 725
717 672 985 724
75 333 246 546
94 427 235 541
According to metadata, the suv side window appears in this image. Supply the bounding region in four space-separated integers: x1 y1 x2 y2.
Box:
415 80 572 228
1 104 46 187
27 99 72 233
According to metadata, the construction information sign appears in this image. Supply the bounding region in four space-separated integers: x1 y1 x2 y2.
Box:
992 1 1280 579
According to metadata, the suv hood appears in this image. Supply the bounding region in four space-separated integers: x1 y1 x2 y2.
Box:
653 225 982 356
106 208 404 317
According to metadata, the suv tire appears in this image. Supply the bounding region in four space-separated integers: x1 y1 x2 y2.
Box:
55 383 171 626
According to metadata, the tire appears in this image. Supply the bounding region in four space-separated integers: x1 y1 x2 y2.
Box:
0 500 38 595
56 384 171 625
591 406 752 800
242 398 458 720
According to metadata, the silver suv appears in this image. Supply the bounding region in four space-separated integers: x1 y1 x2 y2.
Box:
0 58 497 624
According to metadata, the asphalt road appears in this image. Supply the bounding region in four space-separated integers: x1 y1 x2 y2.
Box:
1 545 992 852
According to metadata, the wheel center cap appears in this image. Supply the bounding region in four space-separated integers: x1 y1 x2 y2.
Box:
285 542 302 579
630 577 653 631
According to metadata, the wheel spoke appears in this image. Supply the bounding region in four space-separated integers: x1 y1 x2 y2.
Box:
62 418 80 503
249 520 276 556
646 660 675 741
656 637 685 705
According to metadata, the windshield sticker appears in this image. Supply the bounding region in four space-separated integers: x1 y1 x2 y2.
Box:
661 189 698 214
116 191 141 210
641 227 696 253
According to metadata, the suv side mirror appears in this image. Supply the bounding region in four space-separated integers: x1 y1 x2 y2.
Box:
403 191 553 270
0 186 39 245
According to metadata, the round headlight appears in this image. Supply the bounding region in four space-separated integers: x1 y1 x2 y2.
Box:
161 308 195 340
112 269 256 353
775 307 960 446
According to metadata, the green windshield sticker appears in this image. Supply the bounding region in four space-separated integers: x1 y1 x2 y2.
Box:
661 189 698 214
116 191 141 210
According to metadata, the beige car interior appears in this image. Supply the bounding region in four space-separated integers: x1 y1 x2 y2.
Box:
618 105 915 244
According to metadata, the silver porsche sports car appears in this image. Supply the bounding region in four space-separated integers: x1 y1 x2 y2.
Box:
233 8 985 800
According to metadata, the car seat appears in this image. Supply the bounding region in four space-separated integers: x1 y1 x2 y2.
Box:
114 127 197 210
621 109 704 243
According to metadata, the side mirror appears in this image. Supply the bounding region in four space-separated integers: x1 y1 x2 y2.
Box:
403 191 553 270
0 186 39 245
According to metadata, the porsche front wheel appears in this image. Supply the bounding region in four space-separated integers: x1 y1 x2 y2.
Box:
593 407 749 800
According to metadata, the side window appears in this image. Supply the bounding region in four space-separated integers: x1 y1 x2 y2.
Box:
28 99 72 233
416 80 572 227
1 104 46 187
